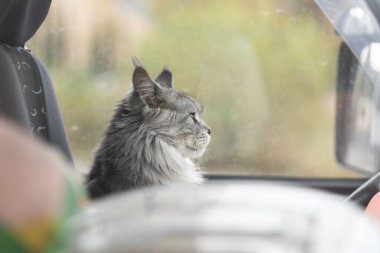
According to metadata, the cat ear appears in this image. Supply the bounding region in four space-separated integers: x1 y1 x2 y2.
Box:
155 66 173 88
132 60 163 108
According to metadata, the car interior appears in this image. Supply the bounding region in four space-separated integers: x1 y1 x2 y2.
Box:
0 0 372 201
0 0 72 163
2 0 380 251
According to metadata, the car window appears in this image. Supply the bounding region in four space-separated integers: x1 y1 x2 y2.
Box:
29 0 360 178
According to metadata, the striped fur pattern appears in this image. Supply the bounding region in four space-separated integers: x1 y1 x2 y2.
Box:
87 60 211 198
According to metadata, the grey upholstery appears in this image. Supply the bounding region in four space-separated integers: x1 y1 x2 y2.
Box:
0 0 73 162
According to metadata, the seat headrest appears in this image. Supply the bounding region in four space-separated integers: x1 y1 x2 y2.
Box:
0 0 52 46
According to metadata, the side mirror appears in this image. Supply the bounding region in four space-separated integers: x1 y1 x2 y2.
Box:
336 42 380 175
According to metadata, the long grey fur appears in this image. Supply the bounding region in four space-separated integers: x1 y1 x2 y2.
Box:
87 60 211 199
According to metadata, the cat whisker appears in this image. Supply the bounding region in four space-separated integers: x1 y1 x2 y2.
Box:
87 61 210 199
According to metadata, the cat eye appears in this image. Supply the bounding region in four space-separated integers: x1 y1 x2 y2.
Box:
189 112 197 122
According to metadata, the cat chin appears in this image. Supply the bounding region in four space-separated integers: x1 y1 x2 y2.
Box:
181 147 206 159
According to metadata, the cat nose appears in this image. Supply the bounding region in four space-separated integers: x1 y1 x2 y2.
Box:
206 127 211 136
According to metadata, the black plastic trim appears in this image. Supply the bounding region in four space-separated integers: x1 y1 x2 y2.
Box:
207 175 366 197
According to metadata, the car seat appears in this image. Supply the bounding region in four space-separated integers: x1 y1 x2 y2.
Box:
0 0 73 162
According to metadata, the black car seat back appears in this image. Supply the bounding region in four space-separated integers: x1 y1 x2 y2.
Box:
0 0 73 162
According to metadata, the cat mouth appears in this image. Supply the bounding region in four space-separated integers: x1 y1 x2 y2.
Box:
186 145 198 151
186 141 209 152
178 133 210 158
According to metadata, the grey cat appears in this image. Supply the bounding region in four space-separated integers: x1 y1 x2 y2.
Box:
87 59 211 199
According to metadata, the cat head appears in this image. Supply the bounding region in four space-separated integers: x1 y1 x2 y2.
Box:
131 59 211 159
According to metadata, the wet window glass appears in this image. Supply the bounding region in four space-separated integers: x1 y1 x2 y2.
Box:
29 0 360 177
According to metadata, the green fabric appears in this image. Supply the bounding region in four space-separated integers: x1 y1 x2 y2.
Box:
45 180 86 253
0 180 86 253
0 224 28 253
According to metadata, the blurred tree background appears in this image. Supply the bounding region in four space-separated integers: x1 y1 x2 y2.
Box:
29 0 359 177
